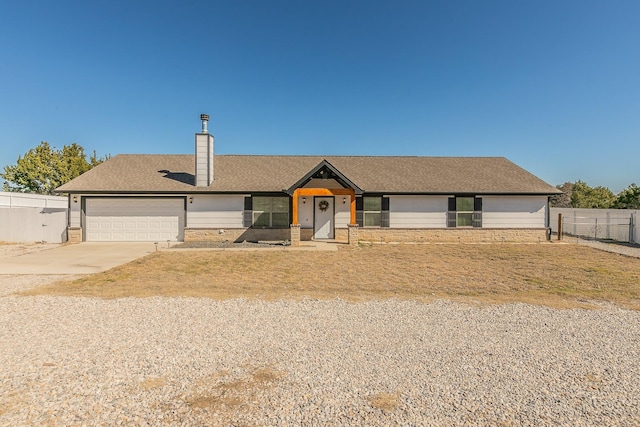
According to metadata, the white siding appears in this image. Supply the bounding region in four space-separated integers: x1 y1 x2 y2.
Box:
195 134 214 187
298 197 314 229
187 195 244 228
482 196 547 228
389 196 448 228
70 195 82 227
335 196 351 228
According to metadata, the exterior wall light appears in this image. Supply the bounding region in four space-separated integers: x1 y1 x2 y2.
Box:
302 197 306 204
343 197 346 204
188 196 193 203
72 195 78 203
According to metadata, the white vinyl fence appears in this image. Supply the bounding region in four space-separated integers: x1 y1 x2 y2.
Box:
550 208 639 244
0 192 68 243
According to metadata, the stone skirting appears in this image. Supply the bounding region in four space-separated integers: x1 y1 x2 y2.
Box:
67 227 82 243
301 229 313 241
334 228 349 241
356 228 549 243
348 224 359 246
186 227 343 243
290 224 301 247
184 228 291 243
185 227 548 244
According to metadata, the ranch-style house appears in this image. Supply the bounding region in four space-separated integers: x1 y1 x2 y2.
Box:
57 115 561 245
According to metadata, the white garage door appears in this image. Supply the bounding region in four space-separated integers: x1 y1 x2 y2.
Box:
85 198 185 242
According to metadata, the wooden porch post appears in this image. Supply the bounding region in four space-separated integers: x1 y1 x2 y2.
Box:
350 190 356 224
292 189 299 225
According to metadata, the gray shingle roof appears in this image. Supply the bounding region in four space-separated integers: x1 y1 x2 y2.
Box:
56 154 561 195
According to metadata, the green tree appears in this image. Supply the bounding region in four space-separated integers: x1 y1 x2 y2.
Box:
613 183 640 209
550 182 573 207
570 180 616 209
1 141 106 194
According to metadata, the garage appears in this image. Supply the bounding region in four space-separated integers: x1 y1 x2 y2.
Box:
85 198 185 242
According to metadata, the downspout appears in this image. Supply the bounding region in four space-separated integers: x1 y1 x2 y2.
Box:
546 196 552 240
546 196 550 228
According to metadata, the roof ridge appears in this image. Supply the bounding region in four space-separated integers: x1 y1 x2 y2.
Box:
112 154 509 159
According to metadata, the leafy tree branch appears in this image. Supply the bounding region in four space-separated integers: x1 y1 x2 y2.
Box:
1 142 107 194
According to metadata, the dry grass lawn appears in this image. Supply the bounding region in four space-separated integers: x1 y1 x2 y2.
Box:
22 243 640 309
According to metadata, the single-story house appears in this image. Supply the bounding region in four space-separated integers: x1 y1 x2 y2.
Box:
57 115 561 245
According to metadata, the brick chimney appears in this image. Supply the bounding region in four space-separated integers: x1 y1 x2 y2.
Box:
195 114 214 187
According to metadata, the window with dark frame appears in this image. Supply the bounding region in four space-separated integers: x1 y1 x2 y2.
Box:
364 197 381 226
356 196 389 227
245 196 289 228
456 197 474 226
448 196 482 228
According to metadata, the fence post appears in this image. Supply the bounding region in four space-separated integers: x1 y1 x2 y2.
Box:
558 213 562 240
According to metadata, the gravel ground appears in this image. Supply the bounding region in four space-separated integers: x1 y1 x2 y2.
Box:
1 276 639 426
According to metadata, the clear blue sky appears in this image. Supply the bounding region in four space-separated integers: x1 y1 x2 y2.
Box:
1 1 638 192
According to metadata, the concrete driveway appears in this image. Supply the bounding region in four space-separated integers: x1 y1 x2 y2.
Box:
0 242 157 274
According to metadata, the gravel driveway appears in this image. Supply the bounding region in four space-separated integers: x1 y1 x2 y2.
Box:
1 275 639 426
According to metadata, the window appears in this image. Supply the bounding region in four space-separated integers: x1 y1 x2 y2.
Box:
251 197 289 228
448 196 482 227
356 196 389 227
456 197 474 227
364 197 382 226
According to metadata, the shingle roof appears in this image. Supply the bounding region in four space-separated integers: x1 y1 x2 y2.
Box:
56 154 561 195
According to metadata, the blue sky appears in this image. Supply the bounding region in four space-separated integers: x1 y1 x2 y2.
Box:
1 0 638 192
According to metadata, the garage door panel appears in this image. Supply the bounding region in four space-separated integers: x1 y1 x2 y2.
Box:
85 199 184 242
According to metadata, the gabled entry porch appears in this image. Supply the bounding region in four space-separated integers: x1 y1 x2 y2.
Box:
287 160 361 246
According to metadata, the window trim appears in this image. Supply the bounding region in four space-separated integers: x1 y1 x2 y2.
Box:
456 197 474 227
448 196 482 228
248 196 290 228
357 195 389 228
363 196 382 227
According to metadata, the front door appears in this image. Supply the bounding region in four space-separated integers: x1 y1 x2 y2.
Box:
314 197 334 239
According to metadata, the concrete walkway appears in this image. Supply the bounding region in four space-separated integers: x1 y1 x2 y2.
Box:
0 242 156 274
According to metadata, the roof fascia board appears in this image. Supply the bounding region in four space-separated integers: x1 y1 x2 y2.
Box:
362 192 560 196
62 190 558 196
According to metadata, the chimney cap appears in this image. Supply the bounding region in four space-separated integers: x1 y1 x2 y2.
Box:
200 114 210 133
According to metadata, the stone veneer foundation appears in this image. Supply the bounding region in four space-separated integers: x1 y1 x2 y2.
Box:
290 224 301 247
185 227 548 244
184 228 291 243
67 227 82 243
185 228 342 243
356 228 548 243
